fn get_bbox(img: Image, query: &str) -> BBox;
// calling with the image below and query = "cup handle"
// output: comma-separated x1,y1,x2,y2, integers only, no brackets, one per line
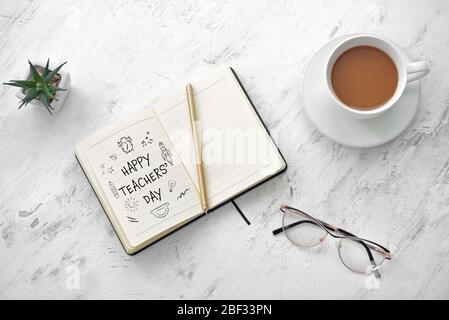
406,61,430,83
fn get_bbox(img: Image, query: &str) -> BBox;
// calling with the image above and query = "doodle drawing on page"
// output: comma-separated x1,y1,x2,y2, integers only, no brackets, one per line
109,181,120,198
151,202,169,218
168,180,176,192
124,197,139,213
127,216,139,223
118,137,134,154
159,141,173,165
141,131,153,147
177,188,190,200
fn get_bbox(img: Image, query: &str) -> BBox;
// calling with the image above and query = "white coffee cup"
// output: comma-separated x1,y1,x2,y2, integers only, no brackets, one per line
325,34,429,120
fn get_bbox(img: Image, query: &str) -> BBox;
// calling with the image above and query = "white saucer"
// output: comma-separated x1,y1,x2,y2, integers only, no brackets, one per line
302,34,421,148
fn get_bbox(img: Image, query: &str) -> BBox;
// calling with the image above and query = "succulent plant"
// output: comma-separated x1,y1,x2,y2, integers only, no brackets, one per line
3,59,67,114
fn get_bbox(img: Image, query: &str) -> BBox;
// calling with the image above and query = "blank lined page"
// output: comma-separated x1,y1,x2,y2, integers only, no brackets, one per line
153,67,285,208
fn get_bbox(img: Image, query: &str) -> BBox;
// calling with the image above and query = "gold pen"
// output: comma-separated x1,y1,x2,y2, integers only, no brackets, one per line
186,83,208,213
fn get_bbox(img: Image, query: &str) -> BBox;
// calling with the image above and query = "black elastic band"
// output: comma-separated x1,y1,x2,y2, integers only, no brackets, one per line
232,200,251,225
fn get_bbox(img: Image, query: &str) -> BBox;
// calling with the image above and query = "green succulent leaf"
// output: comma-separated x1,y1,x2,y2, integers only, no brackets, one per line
42,84,54,100
45,61,67,83
28,60,44,83
18,97,29,109
42,58,50,78
18,99,28,109
39,92,54,114
18,88,39,109
25,87,39,99
11,80,37,88
3,81,32,89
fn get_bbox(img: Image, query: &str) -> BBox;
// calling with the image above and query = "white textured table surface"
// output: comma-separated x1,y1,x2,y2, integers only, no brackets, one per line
1,0,449,299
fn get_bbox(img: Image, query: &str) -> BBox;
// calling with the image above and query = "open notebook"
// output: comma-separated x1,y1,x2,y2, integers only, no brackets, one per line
76,67,287,254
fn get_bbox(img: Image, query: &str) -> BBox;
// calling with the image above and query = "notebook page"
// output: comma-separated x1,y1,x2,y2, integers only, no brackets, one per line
75,110,202,249
153,67,285,208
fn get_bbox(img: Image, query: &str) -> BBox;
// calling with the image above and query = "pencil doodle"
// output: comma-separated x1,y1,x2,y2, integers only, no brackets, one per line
159,141,173,165
168,180,176,192
141,131,153,147
109,154,117,161
151,202,169,218
124,197,139,213
127,216,139,223
118,136,134,154
109,181,119,198
177,188,190,200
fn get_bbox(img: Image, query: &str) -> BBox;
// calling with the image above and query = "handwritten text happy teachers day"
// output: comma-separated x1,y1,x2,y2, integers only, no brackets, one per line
117,153,169,204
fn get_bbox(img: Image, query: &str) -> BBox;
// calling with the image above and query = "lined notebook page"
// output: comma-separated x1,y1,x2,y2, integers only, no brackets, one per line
153,67,285,208
75,110,202,251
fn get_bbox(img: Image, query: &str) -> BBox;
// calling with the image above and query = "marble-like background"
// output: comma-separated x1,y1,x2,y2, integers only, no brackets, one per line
1,0,449,299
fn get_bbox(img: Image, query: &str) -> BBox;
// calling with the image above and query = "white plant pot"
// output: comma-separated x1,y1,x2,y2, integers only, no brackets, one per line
16,61,71,113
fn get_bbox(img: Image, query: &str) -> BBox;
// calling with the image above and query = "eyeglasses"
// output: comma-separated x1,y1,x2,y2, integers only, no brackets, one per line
272,205,392,278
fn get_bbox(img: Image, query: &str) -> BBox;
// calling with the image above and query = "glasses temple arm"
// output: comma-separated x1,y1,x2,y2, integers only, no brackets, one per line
272,217,344,235
272,220,321,235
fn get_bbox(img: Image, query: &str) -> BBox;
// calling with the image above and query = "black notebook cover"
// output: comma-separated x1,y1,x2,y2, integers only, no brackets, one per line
76,67,288,255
